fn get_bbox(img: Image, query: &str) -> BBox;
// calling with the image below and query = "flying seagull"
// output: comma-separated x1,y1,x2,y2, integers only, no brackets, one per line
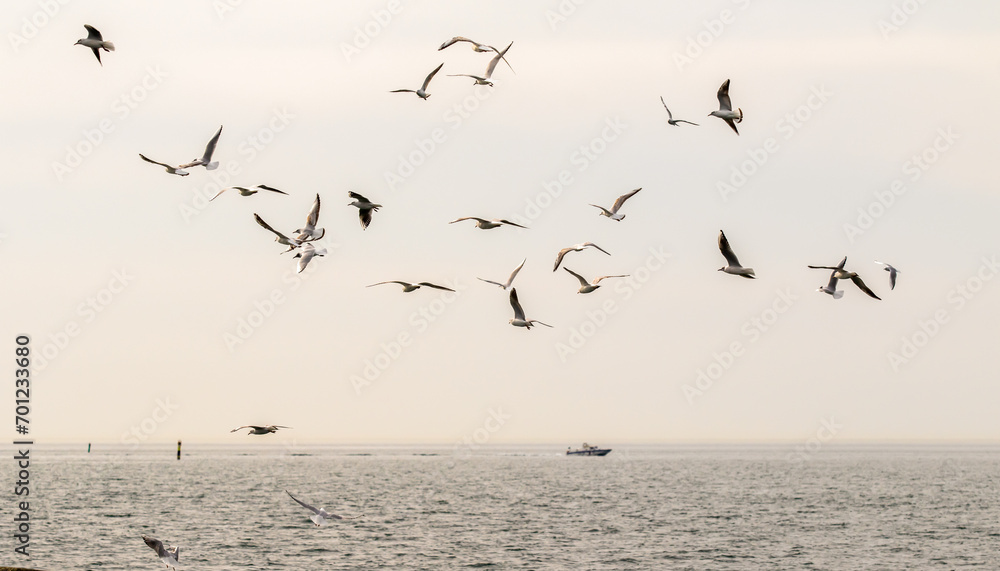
75,25,114,66
508,288,552,329
448,41,513,86
438,36,515,72
449,216,527,230
286,490,363,527
347,191,381,230
179,125,223,170
563,267,628,294
553,242,611,272
230,425,291,435
367,281,455,293
138,154,188,176
809,256,881,300
589,187,641,221
210,184,287,201
709,79,742,135
874,260,900,290
390,63,444,100
660,97,699,126
141,535,179,570
294,193,325,243
293,243,326,274
478,258,525,290
254,213,303,251
717,230,755,279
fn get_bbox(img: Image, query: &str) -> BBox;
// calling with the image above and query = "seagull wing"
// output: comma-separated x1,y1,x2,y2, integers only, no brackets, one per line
837,256,848,269
359,208,373,230
286,491,322,515
889,268,897,290
563,267,590,287
390,89,416,93
660,96,673,119
229,425,257,433
553,248,571,271
717,79,732,111
417,282,456,292
499,219,527,229
368,281,411,289
296,245,317,273
438,36,473,50
477,278,505,288
85,24,103,41
138,154,176,170
589,204,613,216
253,213,294,243
674,119,699,126
301,193,321,232
718,230,742,267
530,320,554,328
593,275,629,284
506,258,526,287
142,535,164,555
584,242,611,256
484,42,512,79
449,217,484,225
509,288,526,320
807,265,840,271
724,118,739,135
348,191,371,202
256,184,287,195
850,275,881,300
611,188,641,213
201,125,223,162
421,63,445,91
209,187,229,201
825,271,840,291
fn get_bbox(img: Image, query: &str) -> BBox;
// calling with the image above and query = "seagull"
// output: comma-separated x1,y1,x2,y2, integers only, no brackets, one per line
367,281,455,293
874,260,900,290
478,258,525,290
708,79,742,135
179,125,223,170
293,243,326,274
438,36,515,72
347,191,381,230
75,25,114,66
254,213,302,251
230,425,291,435
449,216,527,230
294,193,325,243
285,490,363,527
553,242,611,272
717,230,755,279
141,535,179,570
808,256,881,300
447,41,513,86
508,288,552,329
138,154,188,176
589,188,641,221
210,184,287,201
390,63,444,100
660,97,699,126
563,267,628,294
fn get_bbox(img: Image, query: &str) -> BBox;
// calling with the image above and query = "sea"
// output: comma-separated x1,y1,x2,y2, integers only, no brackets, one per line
2,444,998,570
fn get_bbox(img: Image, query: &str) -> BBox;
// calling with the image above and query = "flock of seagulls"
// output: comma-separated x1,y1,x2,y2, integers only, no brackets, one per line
70,23,908,567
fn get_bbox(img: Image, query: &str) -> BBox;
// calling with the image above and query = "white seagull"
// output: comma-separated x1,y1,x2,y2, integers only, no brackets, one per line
210,184,287,201
478,258,525,290
509,288,552,329
553,242,611,272
179,125,223,170
347,191,381,230
254,213,302,251
448,41,513,86
294,193,325,243
589,187,641,221
230,425,291,435
449,216,527,230
563,267,628,294
141,535,179,570
75,25,114,66
717,230,755,279
809,256,881,300
874,260,900,290
660,97,699,126
293,243,326,274
390,63,444,100
438,36,515,72
708,79,742,135
367,281,455,293
138,154,188,177
286,490,363,527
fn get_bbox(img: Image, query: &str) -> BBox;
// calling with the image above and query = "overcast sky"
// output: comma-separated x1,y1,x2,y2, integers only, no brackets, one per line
5,1,999,445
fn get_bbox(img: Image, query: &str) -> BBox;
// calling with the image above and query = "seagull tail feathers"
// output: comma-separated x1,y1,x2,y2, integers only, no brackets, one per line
205,161,219,170
736,108,743,123
104,41,115,51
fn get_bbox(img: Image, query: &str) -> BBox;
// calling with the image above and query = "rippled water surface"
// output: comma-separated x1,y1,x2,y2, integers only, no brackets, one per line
4,445,998,569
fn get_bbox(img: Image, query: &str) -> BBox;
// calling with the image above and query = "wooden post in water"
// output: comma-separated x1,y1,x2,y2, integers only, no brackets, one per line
177,440,182,460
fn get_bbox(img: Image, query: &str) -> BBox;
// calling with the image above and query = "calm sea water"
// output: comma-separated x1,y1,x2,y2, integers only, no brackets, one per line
3,445,998,570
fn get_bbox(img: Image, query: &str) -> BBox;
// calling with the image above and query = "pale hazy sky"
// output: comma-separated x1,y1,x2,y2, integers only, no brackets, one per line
5,1,999,445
